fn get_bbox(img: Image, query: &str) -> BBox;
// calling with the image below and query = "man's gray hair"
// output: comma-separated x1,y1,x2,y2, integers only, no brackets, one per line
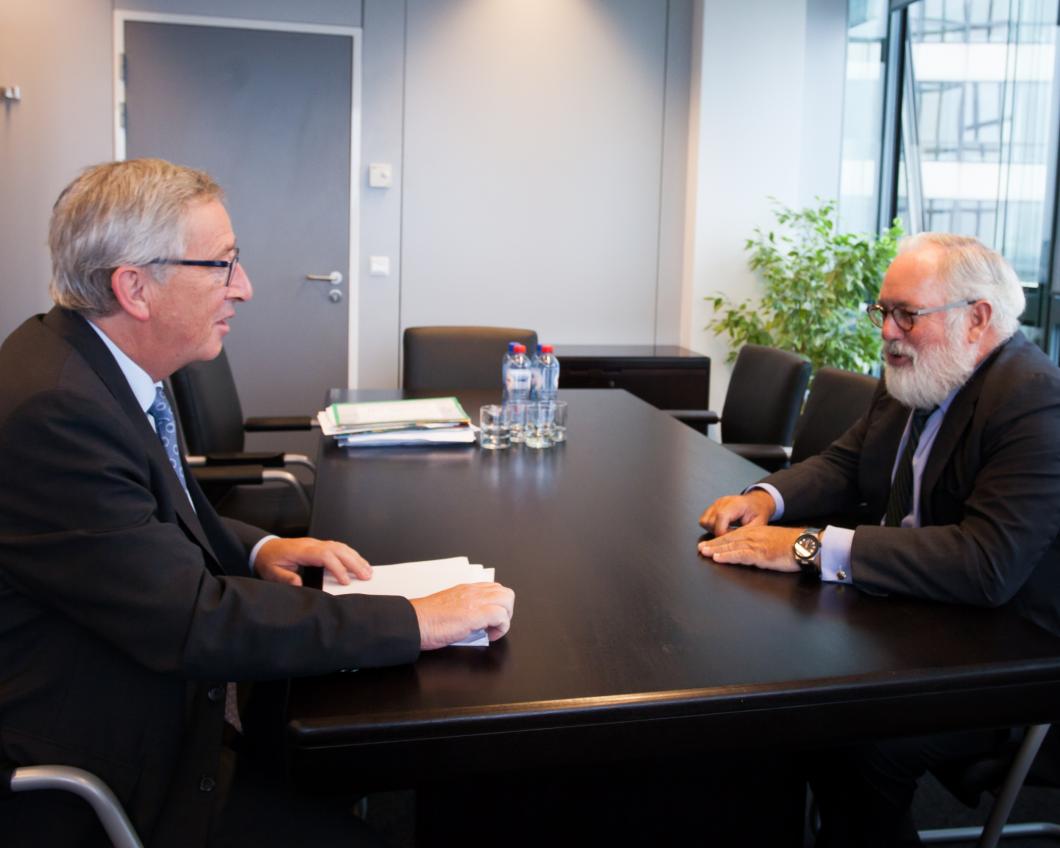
49,158,223,316
899,232,1025,340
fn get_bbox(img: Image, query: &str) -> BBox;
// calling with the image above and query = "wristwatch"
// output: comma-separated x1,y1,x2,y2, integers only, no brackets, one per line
793,527,822,578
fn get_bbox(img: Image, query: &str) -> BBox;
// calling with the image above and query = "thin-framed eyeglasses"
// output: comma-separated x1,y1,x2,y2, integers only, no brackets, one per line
865,298,975,332
146,247,240,287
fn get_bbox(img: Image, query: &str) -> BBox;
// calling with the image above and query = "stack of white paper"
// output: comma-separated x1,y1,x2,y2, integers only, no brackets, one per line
317,397,475,447
322,556,495,646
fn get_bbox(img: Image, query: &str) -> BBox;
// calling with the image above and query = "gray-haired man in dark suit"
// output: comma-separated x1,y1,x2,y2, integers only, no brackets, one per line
0,159,514,847
699,234,1060,846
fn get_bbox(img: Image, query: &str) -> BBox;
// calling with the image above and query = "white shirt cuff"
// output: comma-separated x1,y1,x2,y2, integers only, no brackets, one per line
249,534,279,575
746,483,784,520
820,526,854,584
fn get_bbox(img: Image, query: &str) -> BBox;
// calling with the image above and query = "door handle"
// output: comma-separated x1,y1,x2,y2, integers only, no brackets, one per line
305,271,343,285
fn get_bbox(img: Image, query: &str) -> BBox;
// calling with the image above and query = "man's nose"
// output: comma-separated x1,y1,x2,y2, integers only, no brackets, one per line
880,311,903,340
227,262,253,302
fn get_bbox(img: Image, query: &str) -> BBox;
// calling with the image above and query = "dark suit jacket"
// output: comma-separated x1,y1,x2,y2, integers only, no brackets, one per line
0,308,421,847
762,333,1060,636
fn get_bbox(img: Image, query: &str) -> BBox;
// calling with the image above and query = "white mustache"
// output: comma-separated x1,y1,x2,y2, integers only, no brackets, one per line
885,340,917,360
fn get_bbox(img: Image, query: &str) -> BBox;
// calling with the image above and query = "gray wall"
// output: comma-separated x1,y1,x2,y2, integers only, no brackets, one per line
2,0,845,405
0,0,114,342
2,0,693,391
120,0,361,26
359,0,693,386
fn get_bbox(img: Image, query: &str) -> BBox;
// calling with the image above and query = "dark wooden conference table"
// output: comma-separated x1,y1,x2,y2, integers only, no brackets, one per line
288,388,1060,792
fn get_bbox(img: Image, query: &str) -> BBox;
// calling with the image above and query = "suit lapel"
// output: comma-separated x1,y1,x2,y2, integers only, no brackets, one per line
41,308,222,563
919,337,1015,513
862,392,910,517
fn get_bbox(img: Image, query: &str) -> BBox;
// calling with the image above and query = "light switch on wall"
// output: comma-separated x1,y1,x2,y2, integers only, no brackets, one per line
369,256,391,276
368,163,392,188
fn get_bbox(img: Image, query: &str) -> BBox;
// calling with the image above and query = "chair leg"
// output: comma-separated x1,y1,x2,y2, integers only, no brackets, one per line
918,724,1055,848
977,724,1051,848
9,765,144,848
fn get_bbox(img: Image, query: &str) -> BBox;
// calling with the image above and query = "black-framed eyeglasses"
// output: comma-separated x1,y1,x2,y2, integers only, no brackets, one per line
865,298,975,332
146,247,240,287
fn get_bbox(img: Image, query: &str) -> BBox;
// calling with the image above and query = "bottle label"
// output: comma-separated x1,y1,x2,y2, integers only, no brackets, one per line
506,370,531,392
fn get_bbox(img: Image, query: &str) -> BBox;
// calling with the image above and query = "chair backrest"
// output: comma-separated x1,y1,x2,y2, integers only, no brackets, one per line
719,344,811,445
169,349,246,455
790,367,879,464
403,326,538,390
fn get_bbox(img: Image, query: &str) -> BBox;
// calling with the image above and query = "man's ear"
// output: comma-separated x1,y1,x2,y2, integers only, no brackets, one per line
111,265,153,322
967,299,993,343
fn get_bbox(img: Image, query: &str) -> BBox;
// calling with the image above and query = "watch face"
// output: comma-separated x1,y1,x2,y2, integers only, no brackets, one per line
794,534,820,559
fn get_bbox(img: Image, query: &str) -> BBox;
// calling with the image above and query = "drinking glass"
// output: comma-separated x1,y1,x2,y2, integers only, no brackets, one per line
479,404,510,450
504,401,527,444
525,401,555,449
551,400,568,442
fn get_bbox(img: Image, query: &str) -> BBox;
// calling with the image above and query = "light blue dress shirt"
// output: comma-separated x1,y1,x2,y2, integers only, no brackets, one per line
86,321,271,571
755,387,959,584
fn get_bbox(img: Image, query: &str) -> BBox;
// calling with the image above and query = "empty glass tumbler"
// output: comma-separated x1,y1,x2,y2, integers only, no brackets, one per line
479,404,510,450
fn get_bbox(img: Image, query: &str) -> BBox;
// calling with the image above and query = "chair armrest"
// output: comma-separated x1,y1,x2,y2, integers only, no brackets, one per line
188,451,315,477
664,409,720,426
189,464,268,485
244,415,318,432
724,443,792,464
188,451,287,468
189,466,312,514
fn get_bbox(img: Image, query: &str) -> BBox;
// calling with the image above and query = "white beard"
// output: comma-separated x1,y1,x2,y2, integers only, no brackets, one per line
883,334,979,410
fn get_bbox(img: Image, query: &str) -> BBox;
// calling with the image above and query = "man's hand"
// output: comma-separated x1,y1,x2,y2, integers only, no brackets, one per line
410,583,516,650
254,537,371,587
697,525,804,573
699,489,776,536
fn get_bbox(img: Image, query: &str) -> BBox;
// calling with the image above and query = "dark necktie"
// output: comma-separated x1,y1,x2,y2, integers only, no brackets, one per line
884,407,934,527
147,386,190,499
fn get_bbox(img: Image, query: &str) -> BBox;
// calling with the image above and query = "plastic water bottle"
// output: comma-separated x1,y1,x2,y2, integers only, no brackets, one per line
535,344,560,403
501,341,516,403
506,343,532,402
530,345,543,400
504,343,532,443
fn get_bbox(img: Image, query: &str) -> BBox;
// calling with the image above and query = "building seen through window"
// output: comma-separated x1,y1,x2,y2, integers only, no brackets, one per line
840,0,1060,359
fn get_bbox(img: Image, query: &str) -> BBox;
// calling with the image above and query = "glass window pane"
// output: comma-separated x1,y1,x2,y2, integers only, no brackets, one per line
895,0,1060,342
838,0,889,233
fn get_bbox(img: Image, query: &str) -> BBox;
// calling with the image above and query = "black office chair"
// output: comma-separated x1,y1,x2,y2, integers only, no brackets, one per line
1,765,143,848
919,724,1060,847
403,326,538,390
667,344,810,467
170,349,316,536
735,365,878,470
788,367,878,464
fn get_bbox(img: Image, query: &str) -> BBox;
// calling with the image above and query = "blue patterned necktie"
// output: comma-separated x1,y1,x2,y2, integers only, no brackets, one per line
148,386,238,725
147,386,190,499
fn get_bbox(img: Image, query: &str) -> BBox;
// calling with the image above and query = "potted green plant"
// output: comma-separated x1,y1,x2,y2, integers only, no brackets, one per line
707,199,902,374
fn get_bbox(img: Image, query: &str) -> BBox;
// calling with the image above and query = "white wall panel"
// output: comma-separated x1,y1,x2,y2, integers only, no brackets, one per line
399,0,670,346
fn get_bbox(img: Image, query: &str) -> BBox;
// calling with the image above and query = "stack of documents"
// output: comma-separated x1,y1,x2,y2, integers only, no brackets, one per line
317,397,475,447
322,556,495,646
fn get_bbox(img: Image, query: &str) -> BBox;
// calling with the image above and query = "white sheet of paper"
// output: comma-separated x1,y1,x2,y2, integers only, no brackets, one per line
322,557,495,646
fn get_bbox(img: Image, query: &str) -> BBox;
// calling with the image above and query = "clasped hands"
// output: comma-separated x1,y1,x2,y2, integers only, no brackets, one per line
697,489,803,573
254,537,515,649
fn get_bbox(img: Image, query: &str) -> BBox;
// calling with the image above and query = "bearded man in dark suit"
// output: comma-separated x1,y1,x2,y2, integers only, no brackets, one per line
698,233,1060,846
0,159,514,847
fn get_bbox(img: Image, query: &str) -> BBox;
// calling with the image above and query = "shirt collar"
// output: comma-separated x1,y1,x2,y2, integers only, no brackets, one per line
86,320,160,413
